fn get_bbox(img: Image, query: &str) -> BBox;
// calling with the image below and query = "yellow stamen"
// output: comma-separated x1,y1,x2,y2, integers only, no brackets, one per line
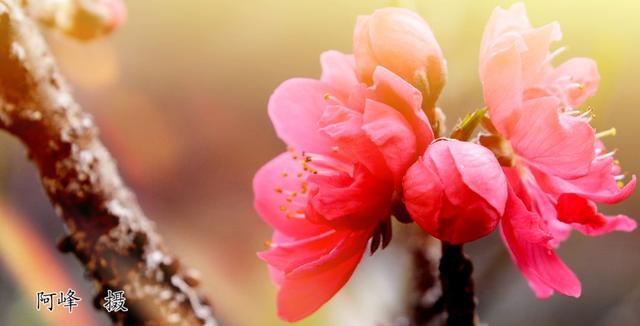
596,127,616,139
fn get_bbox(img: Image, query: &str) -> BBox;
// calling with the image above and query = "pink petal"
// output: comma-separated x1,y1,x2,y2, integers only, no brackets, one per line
480,37,524,137
268,78,338,154
320,50,359,100
253,153,328,237
362,99,417,186
520,22,562,85
262,230,370,322
447,140,508,215
276,248,363,322
511,96,595,178
549,57,599,108
306,164,393,229
367,67,434,154
480,3,531,60
318,105,390,180
402,156,444,238
532,156,636,205
405,141,503,244
501,188,581,298
556,193,637,236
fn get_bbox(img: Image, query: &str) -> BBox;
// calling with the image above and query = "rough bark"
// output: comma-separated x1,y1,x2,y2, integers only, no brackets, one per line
0,0,217,324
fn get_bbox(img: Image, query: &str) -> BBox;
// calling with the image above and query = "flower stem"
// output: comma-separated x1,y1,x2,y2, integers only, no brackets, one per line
439,242,477,326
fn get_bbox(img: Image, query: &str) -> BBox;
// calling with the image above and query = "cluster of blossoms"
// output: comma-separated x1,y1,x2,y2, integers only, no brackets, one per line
253,3,636,322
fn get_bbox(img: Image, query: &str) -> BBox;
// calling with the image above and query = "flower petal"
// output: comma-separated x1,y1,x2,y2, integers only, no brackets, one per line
320,50,359,100
319,105,390,180
306,164,393,229
501,188,581,298
362,99,417,185
556,193,637,236
549,57,599,108
447,140,508,215
265,230,370,322
254,153,328,237
268,78,338,154
402,156,444,238
511,96,595,178
367,67,434,154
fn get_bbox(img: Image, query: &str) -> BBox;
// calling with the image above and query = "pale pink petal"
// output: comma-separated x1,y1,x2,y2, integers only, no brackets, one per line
501,189,581,298
362,99,417,185
556,193,637,236
511,96,595,178
320,50,358,100
268,78,338,154
480,39,523,137
253,153,328,237
549,57,599,108
480,3,531,60
520,22,561,85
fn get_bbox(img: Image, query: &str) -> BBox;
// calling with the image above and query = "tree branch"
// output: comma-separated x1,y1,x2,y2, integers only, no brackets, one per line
0,0,217,324
439,243,477,326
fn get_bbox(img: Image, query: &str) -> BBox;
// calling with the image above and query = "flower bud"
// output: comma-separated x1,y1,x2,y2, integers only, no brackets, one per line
353,8,446,110
402,140,507,244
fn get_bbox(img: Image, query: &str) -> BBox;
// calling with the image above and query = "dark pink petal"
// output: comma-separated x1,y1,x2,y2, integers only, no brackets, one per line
362,99,417,186
367,67,434,154
261,230,370,322
320,50,359,100
306,164,393,229
402,156,444,238
447,140,507,215
511,96,595,178
253,153,328,237
501,188,581,298
531,158,636,205
319,105,390,180
405,141,504,244
556,193,637,236
258,230,344,273
276,248,363,322
268,78,338,154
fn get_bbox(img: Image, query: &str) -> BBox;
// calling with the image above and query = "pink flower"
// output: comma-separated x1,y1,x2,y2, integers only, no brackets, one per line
479,3,636,298
254,50,434,321
403,140,507,244
353,8,446,111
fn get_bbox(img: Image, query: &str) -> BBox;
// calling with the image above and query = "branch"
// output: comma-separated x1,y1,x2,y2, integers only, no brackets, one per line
407,232,446,325
0,0,217,324
439,243,477,326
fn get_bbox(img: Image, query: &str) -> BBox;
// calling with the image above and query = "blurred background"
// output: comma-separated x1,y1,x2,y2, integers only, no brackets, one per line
1,0,639,325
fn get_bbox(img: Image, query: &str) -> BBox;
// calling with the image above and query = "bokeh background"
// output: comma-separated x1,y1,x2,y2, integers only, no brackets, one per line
1,0,639,325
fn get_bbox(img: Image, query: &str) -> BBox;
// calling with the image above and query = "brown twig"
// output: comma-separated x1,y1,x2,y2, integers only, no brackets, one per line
408,233,445,325
0,0,217,324
439,243,477,326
